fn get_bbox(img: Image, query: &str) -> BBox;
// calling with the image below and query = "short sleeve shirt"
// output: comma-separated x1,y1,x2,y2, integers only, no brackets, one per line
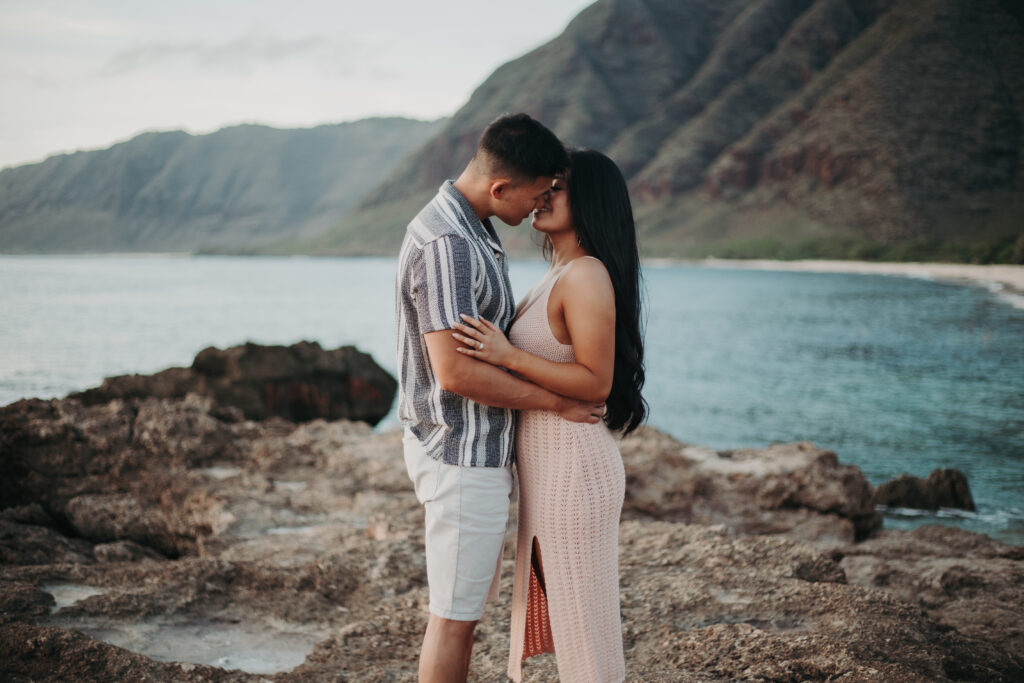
395,180,517,467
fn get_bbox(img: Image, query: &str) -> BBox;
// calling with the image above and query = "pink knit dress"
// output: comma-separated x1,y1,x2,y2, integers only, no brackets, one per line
507,258,626,682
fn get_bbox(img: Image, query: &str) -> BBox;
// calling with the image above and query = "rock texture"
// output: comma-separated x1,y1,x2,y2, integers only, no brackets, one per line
873,468,977,511
840,524,1024,659
620,428,882,544
2,393,1022,681
322,0,1024,262
70,341,397,426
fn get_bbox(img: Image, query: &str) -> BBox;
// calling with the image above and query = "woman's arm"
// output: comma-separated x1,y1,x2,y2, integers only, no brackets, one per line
423,331,604,422
453,258,615,403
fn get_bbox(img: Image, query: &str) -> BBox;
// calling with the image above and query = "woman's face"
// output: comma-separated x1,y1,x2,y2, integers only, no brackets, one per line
531,176,573,236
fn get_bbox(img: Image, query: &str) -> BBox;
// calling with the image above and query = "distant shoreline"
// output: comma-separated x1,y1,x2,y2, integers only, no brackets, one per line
5,251,1024,299
662,258,1024,299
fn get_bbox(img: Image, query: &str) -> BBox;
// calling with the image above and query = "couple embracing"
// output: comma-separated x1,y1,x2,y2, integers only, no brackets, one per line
396,113,646,682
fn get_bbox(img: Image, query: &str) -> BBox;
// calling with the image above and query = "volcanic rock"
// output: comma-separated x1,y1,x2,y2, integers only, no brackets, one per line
873,468,977,511
840,524,1024,658
620,427,882,544
69,341,396,426
1,396,1021,680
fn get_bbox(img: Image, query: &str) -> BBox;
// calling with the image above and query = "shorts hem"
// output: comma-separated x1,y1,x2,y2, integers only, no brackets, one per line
428,604,483,621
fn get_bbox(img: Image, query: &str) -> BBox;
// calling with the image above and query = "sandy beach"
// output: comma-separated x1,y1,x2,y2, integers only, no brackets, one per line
693,258,1024,302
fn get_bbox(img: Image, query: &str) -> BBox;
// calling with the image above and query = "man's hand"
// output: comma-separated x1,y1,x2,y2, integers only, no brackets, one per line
555,396,605,424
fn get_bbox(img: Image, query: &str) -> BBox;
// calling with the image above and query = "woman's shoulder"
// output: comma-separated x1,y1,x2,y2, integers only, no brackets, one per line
555,256,613,298
565,255,611,283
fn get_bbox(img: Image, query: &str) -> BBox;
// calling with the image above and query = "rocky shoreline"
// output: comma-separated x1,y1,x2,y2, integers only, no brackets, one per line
2,344,1022,681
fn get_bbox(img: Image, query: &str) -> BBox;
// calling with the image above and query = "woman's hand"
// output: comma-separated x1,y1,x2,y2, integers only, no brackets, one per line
453,314,517,368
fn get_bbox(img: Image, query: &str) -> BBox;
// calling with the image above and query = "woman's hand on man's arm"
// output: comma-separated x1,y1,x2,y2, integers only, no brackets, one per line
423,330,603,423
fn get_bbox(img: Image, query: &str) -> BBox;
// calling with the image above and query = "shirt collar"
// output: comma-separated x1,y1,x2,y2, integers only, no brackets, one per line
439,180,503,253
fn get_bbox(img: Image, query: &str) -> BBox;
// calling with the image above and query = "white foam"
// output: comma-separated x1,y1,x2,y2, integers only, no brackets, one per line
876,505,932,518
40,584,105,613
878,504,1024,536
903,271,936,282
962,278,1024,310
995,290,1024,310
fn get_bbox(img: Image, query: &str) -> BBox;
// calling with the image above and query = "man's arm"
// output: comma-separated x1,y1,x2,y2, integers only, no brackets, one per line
424,331,602,423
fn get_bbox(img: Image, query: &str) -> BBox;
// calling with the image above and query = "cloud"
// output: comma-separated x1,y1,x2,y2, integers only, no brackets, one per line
99,30,344,76
0,7,144,39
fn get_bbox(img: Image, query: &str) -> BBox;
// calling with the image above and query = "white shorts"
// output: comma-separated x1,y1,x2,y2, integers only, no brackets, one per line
403,429,513,621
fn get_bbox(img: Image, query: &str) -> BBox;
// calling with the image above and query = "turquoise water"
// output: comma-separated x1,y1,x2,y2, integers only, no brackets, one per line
1,255,1022,543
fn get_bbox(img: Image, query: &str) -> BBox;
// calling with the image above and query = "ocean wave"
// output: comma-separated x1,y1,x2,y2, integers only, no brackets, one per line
877,504,1024,526
903,271,936,282
995,290,1024,310
968,278,1024,310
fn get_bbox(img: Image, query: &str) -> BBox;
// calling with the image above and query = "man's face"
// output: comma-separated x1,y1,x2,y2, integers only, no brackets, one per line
494,176,555,226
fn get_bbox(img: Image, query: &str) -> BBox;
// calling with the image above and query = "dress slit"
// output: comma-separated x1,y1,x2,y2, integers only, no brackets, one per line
530,536,547,594
523,536,556,660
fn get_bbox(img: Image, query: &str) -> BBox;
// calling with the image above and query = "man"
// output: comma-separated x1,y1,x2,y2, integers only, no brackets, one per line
395,113,604,682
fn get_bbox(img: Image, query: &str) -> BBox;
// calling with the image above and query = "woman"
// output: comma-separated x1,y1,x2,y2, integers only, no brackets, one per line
451,148,646,682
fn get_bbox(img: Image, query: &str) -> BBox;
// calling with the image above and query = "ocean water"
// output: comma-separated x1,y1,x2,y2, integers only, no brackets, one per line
1,254,1022,543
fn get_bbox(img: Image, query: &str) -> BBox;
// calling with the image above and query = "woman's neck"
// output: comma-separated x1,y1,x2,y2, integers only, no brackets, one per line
549,231,587,268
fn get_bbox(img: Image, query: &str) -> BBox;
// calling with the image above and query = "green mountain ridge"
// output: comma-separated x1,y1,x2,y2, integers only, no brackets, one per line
0,118,443,253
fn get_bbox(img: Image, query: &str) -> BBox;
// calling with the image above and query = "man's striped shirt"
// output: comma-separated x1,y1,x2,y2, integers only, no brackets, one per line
395,180,517,468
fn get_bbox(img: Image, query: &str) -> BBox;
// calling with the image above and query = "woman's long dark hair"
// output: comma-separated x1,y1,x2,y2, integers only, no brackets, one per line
547,149,647,434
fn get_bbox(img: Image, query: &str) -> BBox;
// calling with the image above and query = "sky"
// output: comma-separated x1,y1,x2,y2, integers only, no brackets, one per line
0,0,595,169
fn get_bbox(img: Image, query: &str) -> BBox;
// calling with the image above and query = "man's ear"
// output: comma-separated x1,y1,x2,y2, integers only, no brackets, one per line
489,179,511,200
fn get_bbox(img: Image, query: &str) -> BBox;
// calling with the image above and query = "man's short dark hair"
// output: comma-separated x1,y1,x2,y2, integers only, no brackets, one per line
476,113,569,182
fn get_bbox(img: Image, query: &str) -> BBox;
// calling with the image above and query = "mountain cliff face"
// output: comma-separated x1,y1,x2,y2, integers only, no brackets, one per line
3,0,1020,260
0,118,442,253
322,0,1024,261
